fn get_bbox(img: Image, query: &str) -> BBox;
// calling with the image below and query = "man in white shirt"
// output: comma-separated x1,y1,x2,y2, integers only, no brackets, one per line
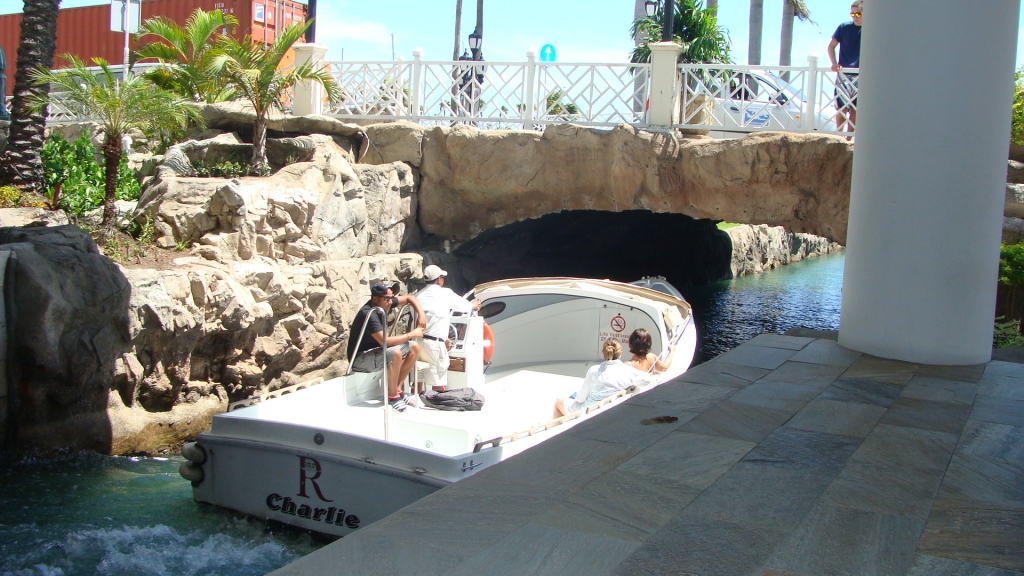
416,265,480,391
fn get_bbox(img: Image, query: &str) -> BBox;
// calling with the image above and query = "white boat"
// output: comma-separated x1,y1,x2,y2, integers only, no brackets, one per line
179,277,697,536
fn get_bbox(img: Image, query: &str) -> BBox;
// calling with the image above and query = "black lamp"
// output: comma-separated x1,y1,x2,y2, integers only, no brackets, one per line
468,32,482,51
644,0,658,17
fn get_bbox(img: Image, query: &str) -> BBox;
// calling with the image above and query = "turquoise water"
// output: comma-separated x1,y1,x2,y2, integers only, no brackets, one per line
0,452,325,576
0,252,845,575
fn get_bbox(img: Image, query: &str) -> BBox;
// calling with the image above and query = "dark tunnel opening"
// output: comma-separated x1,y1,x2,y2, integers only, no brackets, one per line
451,210,734,292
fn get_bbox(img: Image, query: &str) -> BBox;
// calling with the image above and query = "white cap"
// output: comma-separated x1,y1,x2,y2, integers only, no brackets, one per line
424,264,448,281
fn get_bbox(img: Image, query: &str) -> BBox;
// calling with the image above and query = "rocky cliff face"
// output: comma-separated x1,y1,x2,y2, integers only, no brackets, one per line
726,224,844,278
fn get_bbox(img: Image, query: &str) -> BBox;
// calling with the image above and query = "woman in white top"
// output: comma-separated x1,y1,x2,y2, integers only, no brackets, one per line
553,338,652,418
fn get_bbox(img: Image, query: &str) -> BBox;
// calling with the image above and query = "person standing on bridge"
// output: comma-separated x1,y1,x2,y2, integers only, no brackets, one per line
828,0,863,135
416,265,480,392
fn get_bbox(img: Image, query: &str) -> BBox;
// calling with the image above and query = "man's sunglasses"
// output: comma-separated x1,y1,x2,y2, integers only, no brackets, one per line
851,11,862,17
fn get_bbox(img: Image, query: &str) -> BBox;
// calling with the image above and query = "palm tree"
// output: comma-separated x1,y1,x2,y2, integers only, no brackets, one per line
0,0,61,193
134,8,239,103
453,0,463,60
748,0,763,65
779,0,812,67
27,57,201,228
214,20,342,175
630,0,731,65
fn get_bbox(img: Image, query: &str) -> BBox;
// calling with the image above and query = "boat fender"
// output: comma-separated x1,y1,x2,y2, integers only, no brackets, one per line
483,322,494,363
181,442,207,464
179,461,204,485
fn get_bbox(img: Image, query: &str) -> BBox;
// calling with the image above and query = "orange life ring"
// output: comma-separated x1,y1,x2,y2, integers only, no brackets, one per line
482,322,495,363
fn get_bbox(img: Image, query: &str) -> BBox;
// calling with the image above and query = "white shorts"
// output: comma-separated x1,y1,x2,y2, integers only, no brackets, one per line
418,338,450,389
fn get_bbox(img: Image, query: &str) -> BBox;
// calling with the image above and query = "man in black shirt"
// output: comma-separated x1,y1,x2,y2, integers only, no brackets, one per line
828,1,863,134
347,282,425,410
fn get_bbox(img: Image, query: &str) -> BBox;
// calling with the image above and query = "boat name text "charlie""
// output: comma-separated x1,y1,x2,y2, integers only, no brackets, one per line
263,456,360,529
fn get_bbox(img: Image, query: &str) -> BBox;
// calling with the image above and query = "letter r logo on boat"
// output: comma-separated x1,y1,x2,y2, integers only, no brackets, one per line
298,456,333,502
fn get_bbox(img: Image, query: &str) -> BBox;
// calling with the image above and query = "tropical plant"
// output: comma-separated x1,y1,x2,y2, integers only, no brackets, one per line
749,0,763,65
213,20,342,175
1000,242,1024,286
134,8,239,103
1012,67,1024,147
994,317,1024,348
630,0,731,65
27,57,201,228
0,0,61,193
780,0,814,68
41,133,104,214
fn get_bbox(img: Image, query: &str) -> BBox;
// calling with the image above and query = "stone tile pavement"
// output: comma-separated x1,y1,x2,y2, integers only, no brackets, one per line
270,333,1024,576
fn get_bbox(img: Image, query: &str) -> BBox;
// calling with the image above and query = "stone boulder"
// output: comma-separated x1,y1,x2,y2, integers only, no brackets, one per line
1009,160,1024,184
136,134,420,262
1007,184,1024,219
198,101,368,162
0,207,69,228
362,122,425,167
0,225,132,453
412,124,853,246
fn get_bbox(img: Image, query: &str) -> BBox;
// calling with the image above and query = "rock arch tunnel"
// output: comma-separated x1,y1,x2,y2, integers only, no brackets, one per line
446,210,734,293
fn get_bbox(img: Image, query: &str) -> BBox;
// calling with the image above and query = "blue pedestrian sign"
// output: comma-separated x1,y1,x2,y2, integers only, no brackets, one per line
540,44,557,63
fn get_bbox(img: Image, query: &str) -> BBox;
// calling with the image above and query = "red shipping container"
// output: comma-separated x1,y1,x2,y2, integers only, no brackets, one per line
1,0,307,96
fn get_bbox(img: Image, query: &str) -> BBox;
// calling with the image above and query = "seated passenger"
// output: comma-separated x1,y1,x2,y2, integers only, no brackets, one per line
553,339,652,418
626,328,675,374
347,282,425,412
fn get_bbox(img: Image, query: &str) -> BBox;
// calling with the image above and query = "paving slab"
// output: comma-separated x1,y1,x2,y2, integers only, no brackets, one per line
448,522,639,576
761,360,848,388
567,402,696,449
970,396,1024,427
626,381,735,412
934,453,1024,511
679,400,795,443
905,554,1024,575
616,430,755,490
820,376,903,408
784,397,887,438
956,420,1024,461
748,333,816,350
916,364,987,383
880,397,972,434
918,508,1024,572
728,380,822,412
477,433,641,491
843,355,920,385
978,374,1024,401
614,515,788,576
741,427,862,476
713,343,799,370
565,469,702,536
765,501,925,576
788,339,863,367
902,376,980,406
821,424,958,519
676,361,771,389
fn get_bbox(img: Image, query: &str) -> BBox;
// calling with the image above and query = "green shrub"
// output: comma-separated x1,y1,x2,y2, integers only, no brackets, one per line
1013,67,1024,147
994,317,1024,348
999,243,1024,287
41,133,142,215
193,159,248,179
41,134,104,215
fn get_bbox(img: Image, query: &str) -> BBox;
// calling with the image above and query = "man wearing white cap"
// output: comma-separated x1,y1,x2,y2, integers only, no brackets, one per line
417,264,481,391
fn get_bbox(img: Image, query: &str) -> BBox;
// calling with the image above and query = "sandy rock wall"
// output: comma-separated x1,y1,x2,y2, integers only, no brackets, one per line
362,123,854,245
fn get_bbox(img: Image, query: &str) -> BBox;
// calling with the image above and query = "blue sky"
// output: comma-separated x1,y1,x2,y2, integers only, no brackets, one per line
1,0,1023,68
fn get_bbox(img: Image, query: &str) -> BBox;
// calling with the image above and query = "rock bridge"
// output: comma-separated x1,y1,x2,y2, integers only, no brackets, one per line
363,122,854,246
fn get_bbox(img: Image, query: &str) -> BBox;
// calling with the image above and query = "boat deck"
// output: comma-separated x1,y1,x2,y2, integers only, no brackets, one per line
269,332,1024,576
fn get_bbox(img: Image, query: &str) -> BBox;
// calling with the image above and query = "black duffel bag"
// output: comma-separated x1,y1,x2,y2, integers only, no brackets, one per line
419,388,485,411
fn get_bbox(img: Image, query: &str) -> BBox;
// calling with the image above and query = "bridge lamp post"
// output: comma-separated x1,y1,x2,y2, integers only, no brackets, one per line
466,31,485,119
645,0,675,42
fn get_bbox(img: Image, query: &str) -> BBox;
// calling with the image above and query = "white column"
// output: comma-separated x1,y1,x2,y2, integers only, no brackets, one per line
647,42,682,128
291,43,329,116
838,0,1020,365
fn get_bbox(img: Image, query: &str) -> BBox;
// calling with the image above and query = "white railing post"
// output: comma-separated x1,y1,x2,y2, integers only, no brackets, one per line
411,48,423,123
524,50,537,129
805,54,819,132
291,43,329,116
648,42,683,128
